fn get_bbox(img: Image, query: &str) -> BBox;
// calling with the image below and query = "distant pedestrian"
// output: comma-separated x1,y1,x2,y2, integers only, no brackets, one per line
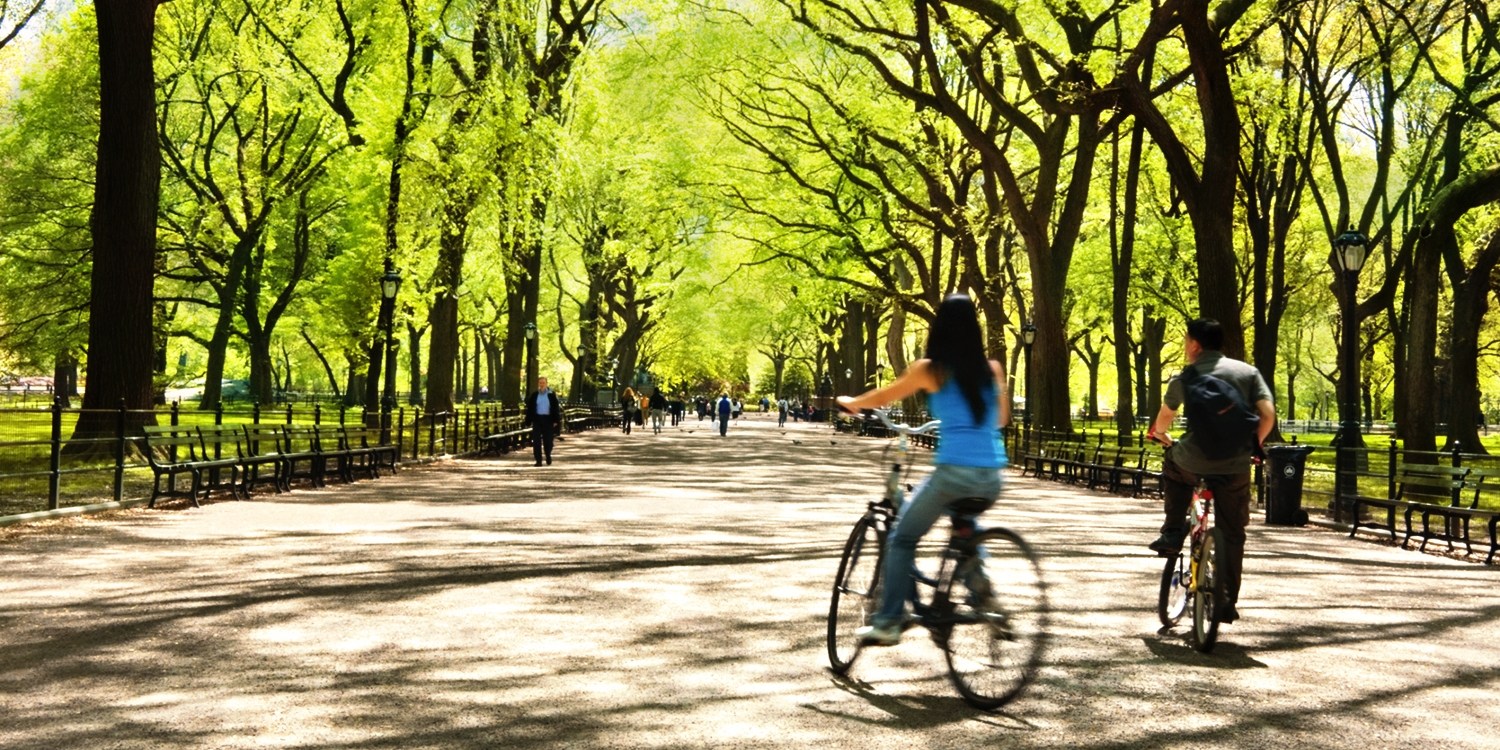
524,376,561,466
777,396,788,427
650,389,667,434
620,387,638,434
717,394,732,436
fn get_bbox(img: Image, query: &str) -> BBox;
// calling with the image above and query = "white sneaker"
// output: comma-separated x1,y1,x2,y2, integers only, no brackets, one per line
856,623,902,646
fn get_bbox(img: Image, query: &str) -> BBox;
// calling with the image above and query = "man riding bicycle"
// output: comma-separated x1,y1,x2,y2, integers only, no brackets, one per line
1147,318,1276,624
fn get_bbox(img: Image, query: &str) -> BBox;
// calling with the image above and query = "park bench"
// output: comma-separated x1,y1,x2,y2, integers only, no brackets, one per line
480,414,532,456
1045,441,1091,483
1085,444,1132,492
340,423,398,477
292,425,360,485
1401,466,1500,555
271,425,328,489
199,424,283,496
313,424,391,482
142,424,243,507
240,424,297,492
1349,464,1473,545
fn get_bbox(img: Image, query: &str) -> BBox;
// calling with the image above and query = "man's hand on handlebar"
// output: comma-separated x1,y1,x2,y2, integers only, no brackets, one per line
836,395,860,414
1146,430,1173,447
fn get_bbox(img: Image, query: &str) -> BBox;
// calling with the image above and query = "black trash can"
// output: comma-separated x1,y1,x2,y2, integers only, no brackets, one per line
1265,444,1315,526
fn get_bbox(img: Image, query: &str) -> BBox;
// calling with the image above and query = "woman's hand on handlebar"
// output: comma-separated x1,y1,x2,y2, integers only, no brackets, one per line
836,395,860,414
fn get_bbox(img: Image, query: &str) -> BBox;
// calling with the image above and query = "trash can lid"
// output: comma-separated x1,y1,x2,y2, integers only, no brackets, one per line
1265,443,1315,455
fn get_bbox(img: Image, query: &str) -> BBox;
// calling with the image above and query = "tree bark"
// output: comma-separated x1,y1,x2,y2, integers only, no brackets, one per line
73,0,162,446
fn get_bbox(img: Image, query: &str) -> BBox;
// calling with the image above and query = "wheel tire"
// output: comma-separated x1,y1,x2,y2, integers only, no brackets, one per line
828,516,883,674
943,528,1049,710
1191,528,1225,653
1158,552,1189,628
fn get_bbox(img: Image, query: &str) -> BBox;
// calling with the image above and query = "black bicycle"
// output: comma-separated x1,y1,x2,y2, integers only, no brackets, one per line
827,410,1048,709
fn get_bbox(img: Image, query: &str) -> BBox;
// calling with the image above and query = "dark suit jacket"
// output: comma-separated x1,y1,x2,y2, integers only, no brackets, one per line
525,390,562,428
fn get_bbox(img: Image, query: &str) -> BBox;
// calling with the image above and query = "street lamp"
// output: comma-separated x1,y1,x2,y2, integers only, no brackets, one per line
524,322,538,401
1022,322,1037,456
876,362,887,388
1332,227,1368,523
379,268,402,443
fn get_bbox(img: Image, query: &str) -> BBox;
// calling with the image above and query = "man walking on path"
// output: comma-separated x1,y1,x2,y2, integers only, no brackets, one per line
650,389,667,434
524,376,561,466
1147,318,1276,624
717,394,732,436
777,396,788,427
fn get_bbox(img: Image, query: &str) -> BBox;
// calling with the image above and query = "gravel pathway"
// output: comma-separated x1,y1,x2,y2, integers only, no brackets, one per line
2,414,1498,749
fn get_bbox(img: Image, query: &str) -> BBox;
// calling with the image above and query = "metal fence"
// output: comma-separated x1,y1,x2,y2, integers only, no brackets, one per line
1007,427,1500,521
0,399,616,524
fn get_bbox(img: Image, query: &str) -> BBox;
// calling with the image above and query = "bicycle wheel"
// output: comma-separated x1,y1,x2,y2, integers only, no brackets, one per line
1157,552,1189,627
1191,527,1226,652
943,528,1048,710
827,515,884,674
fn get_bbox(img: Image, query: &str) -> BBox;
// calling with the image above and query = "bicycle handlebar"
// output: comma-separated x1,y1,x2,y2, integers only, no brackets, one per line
872,408,941,436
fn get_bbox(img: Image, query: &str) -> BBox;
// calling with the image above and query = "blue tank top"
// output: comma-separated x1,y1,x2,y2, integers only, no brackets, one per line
930,375,1006,468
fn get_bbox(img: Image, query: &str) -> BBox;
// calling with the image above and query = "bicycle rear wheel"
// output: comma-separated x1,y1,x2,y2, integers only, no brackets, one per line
1157,552,1188,627
1191,528,1226,652
827,515,884,674
943,528,1048,710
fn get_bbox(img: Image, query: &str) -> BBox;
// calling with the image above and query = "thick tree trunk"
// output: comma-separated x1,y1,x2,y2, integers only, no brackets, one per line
73,0,161,446
1445,228,1500,454
1401,234,1441,453
424,210,469,414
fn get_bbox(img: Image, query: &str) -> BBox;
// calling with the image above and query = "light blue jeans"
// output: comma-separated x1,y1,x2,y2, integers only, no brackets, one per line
872,463,1003,629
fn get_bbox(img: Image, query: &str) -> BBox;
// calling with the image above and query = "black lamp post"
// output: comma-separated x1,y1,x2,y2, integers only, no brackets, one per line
379,268,401,444
876,362,887,388
524,322,538,400
1332,227,1368,523
1022,322,1037,455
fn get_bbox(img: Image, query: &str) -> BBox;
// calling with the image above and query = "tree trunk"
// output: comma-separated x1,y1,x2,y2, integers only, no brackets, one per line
424,214,468,414
407,321,425,406
1112,120,1145,441
1401,233,1441,453
1444,223,1500,454
73,0,162,447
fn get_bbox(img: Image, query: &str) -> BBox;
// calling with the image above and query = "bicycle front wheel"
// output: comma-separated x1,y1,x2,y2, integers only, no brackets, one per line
1158,552,1188,628
1191,528,1226,652
827,515,884,674
943,527,1049,710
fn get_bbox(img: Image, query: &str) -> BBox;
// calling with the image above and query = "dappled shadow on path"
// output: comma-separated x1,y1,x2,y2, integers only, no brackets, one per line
3,415,1500,748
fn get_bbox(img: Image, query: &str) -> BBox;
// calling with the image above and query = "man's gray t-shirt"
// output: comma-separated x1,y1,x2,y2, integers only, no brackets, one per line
1164,351,1273,475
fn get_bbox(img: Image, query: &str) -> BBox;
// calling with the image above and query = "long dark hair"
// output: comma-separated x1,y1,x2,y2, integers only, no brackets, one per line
925,294,992,424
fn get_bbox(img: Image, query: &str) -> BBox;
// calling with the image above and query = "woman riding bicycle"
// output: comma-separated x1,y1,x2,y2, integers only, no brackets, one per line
836,294,1010,646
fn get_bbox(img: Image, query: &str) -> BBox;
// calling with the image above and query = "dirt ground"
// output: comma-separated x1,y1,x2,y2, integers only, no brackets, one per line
2,414,1499,749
